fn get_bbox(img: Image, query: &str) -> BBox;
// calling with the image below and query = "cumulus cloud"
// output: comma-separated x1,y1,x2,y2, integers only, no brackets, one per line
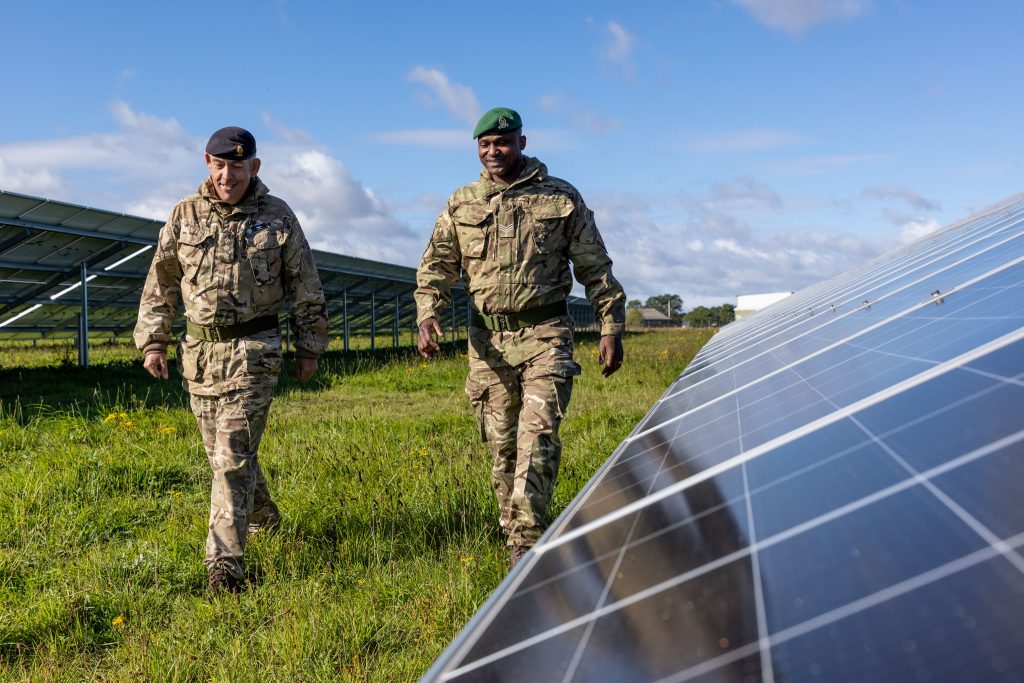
688,128,806,153
0,157,67,196
605,21,635,62
586,186,888,308
734,0,872,35
407,66,481,125
899,217,941,245
862,184,940,211
0,101,418,264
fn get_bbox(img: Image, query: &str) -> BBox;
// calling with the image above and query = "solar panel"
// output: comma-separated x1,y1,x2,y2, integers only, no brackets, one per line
421,191,1024,682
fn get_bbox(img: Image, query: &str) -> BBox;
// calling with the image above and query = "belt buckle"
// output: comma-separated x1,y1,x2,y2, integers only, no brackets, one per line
496,315,508,332
209,326,225,342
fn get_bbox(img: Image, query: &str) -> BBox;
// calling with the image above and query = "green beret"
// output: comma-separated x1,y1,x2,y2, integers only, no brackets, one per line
206,126,256,160
472,107,522,139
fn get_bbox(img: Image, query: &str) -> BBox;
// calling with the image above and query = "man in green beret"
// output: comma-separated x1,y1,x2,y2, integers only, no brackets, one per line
135,126,328,594
415,107,626,569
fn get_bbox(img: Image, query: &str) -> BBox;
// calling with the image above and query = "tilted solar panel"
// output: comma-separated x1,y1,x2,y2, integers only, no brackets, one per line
422,191,1024,682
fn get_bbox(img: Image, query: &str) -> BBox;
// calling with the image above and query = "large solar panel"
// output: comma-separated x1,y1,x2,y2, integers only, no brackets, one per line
422,191,1024,682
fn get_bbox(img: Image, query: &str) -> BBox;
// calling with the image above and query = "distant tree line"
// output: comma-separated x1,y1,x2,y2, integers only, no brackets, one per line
626,294,735,328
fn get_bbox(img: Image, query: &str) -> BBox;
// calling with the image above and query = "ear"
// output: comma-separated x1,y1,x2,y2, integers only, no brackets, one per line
518,134,527,152
204,152,215,172
250,157,262,176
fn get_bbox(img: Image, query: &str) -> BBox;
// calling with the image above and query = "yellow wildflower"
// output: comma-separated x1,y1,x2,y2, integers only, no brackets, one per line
420,362,429,369
460,556,474,564
157,426,176,434
112,615,125,629
418,447,428,458
103,413,118,423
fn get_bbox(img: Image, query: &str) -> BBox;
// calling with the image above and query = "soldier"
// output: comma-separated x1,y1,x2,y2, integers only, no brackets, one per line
134,126,328,594
415,107,626,569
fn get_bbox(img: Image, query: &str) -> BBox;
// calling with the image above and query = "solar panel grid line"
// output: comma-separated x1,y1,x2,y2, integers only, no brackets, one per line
656,532,1024,683
693,203,1024,367
438,423,1024,681
640,231,1024,432
846,413,1024,576
539,324,1024,557
779,344,1024,576
0,215,157,245
659,214,1019,393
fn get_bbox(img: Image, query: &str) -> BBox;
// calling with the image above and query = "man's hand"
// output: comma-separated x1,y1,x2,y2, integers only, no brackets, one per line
598,335,624,377
143,351,169,379
293,357,318,383
418,317,444,359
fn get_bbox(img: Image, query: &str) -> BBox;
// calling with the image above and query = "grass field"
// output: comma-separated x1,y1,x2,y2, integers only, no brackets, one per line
0,328,713,682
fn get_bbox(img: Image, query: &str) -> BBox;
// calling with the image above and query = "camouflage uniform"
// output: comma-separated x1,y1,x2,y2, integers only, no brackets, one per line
134,177,327,578
415,156,625,547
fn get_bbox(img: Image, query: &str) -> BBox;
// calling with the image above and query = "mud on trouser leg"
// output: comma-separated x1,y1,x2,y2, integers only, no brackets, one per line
507,359,578,547
191,389,273,578
466,368,521,537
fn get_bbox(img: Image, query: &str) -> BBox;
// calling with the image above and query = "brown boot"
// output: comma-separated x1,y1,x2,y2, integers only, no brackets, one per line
207,561,243,597
509,544,531,569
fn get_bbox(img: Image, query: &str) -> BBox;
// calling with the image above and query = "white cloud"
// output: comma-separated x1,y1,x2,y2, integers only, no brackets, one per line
0,157,67,196
0,101,418,265
734,0,872,35
862,184,940,211
587,188,887,307
407,67,481,125
689,128,806,153
899,217,941,245
709,176,783,210
605,21,635,62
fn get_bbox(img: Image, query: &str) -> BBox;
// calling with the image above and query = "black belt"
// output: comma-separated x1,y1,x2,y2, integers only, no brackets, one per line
471,301,568,332
186,315,279,342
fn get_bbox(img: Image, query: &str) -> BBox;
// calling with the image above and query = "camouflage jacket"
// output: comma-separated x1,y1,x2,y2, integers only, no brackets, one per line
133,178,328,358
415,156,626,337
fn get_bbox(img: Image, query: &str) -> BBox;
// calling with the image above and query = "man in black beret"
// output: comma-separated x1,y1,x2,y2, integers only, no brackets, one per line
135,126,328,595
415,107,626,569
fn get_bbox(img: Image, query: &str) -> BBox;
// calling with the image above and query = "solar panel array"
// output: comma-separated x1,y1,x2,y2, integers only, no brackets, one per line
0,189,597,348
422,191,1024,682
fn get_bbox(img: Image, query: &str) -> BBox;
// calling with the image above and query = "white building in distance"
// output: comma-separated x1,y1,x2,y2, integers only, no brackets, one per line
735,291,794,320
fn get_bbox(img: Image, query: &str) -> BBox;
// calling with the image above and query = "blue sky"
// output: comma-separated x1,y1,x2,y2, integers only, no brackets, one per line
1,0,1021,307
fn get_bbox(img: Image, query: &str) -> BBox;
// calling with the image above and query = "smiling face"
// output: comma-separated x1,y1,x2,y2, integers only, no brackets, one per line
204,154,261,204
477,131,526,184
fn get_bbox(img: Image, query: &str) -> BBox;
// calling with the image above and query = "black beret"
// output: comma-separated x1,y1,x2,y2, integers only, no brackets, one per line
206,126,257,160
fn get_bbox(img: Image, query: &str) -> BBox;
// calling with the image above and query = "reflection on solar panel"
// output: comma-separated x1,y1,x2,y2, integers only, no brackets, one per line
0,189,597,361
422,191,1024,682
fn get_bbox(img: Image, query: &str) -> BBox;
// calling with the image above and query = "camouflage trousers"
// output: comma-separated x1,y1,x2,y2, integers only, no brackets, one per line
465,345,580,547
189,389,277,578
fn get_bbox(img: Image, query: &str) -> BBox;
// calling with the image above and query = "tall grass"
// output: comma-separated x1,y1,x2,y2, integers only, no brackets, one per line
0,328,712,682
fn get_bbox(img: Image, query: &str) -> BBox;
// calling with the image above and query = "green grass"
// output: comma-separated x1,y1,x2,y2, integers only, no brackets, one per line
0,328,713,682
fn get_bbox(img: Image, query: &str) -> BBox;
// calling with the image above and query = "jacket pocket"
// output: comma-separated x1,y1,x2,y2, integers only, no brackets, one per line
245,222,289,286
452,201,491,261
526,195,574,255
177,222,214,285
177,335,205,383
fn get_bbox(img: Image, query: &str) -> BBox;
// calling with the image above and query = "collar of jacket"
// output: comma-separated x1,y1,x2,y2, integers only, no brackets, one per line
478,156,547,195
198,177,269,215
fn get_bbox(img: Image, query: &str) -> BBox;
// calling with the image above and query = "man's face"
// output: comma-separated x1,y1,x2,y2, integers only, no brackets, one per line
204,154,261,204
477,131,526,182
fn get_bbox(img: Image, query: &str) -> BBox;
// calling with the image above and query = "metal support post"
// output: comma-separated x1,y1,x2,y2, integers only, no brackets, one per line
79,262,90,368
393,295,399,348
370,290,376,350
343,289,350,352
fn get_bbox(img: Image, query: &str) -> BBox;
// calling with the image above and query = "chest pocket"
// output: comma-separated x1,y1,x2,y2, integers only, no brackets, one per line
526,196,574,254
245,223,289,286
177,222,214,284
451,202,491,261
